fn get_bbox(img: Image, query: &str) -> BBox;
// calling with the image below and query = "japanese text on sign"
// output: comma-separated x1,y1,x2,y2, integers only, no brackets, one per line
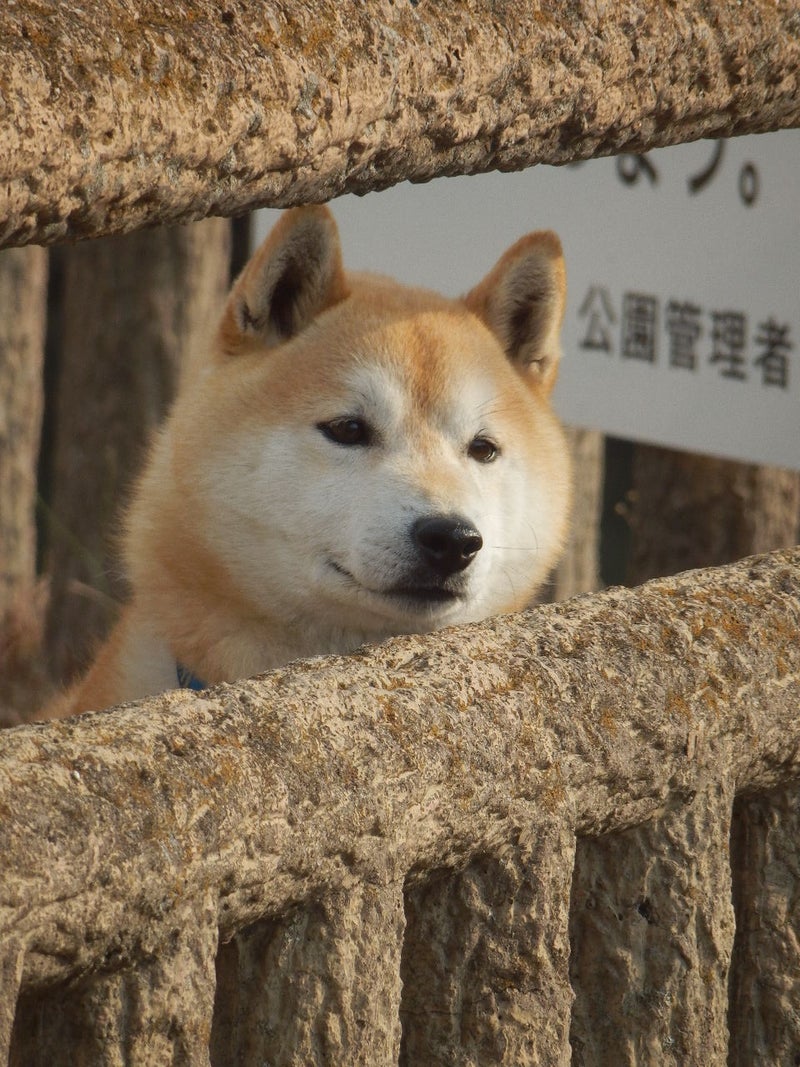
578,286,792,390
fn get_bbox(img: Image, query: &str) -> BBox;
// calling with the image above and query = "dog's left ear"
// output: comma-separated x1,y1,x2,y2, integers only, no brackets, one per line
464,231,566,393
219,205,349,355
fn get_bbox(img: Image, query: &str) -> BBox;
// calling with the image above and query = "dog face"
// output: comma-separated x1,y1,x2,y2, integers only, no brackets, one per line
128,207,572,658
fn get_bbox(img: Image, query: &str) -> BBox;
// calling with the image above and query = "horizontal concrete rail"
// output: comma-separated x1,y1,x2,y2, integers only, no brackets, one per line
2,549,799,1063
2,1,800,248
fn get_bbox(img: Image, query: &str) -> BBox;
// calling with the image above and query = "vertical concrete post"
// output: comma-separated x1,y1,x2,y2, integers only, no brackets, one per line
401,821,576,1066
10,896,218,1067
212,881,405,1066
570,780,736,1065
729,785,800,1065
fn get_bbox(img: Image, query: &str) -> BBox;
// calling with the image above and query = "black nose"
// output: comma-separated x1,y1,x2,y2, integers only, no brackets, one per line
412,516,483,576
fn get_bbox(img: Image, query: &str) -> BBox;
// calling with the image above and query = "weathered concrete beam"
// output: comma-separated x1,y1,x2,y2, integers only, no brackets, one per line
1,549,798,998
2,1,799,249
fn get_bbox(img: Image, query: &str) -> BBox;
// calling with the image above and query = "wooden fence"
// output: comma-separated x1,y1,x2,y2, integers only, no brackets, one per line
2,2,800,1064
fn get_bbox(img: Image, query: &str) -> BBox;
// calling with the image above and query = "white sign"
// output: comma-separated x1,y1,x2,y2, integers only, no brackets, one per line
256,131,800,471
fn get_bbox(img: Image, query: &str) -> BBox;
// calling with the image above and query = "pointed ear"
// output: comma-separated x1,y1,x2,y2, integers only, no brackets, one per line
464,231,566,393
218,206,348,355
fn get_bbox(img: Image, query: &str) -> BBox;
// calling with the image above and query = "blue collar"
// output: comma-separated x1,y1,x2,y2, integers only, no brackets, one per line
176,663,207,692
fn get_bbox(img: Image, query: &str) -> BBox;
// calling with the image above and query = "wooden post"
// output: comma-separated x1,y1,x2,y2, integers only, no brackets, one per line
626,446,800,584
0,246,48,724
43,219,231,686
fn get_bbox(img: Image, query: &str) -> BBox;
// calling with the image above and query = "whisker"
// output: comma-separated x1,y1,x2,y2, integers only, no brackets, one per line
490,520,541,555
498,560,521,605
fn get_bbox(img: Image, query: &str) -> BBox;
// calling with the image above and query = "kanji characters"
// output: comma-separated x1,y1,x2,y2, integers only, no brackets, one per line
578,286,616,353
622,294,658,363
665,301,702,370
576,286,792,391
709,311,747,381
754,318,792,388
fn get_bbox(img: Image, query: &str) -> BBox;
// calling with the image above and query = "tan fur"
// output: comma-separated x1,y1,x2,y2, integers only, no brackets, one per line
42,206,572,719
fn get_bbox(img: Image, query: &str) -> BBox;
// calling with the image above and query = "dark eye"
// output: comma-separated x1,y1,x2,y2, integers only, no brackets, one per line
468,435,500,463
317,417,372,447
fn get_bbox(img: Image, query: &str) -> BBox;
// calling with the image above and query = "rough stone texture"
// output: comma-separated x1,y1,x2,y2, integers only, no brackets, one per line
11,893,218,1067
212,882,404,1065
0,942,25,1066
1,1,799,249
401,820,575,1066
729,785,800,1067
570,781,736,1065
2,549,799,1064
42,218,231,686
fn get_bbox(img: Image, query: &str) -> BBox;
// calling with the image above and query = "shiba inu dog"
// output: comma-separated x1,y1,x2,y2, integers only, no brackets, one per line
45,206,572,718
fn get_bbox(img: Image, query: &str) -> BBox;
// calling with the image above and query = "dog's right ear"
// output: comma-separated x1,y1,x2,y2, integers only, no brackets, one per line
218,206,349,355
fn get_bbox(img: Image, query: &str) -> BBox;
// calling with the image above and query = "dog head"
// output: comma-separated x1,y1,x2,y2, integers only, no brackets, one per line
130,207,572,656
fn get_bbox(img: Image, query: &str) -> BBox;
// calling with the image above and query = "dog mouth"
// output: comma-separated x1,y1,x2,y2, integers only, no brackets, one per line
328,561,463,609
386,584,460,605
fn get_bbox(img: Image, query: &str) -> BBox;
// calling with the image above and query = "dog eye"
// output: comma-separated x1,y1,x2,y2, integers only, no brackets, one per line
317,417,373,446
468,435,499,463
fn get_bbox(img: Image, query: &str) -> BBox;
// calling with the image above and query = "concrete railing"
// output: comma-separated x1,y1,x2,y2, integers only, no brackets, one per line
2,0,800,248
3,549,799,1064
3,3,800,1063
